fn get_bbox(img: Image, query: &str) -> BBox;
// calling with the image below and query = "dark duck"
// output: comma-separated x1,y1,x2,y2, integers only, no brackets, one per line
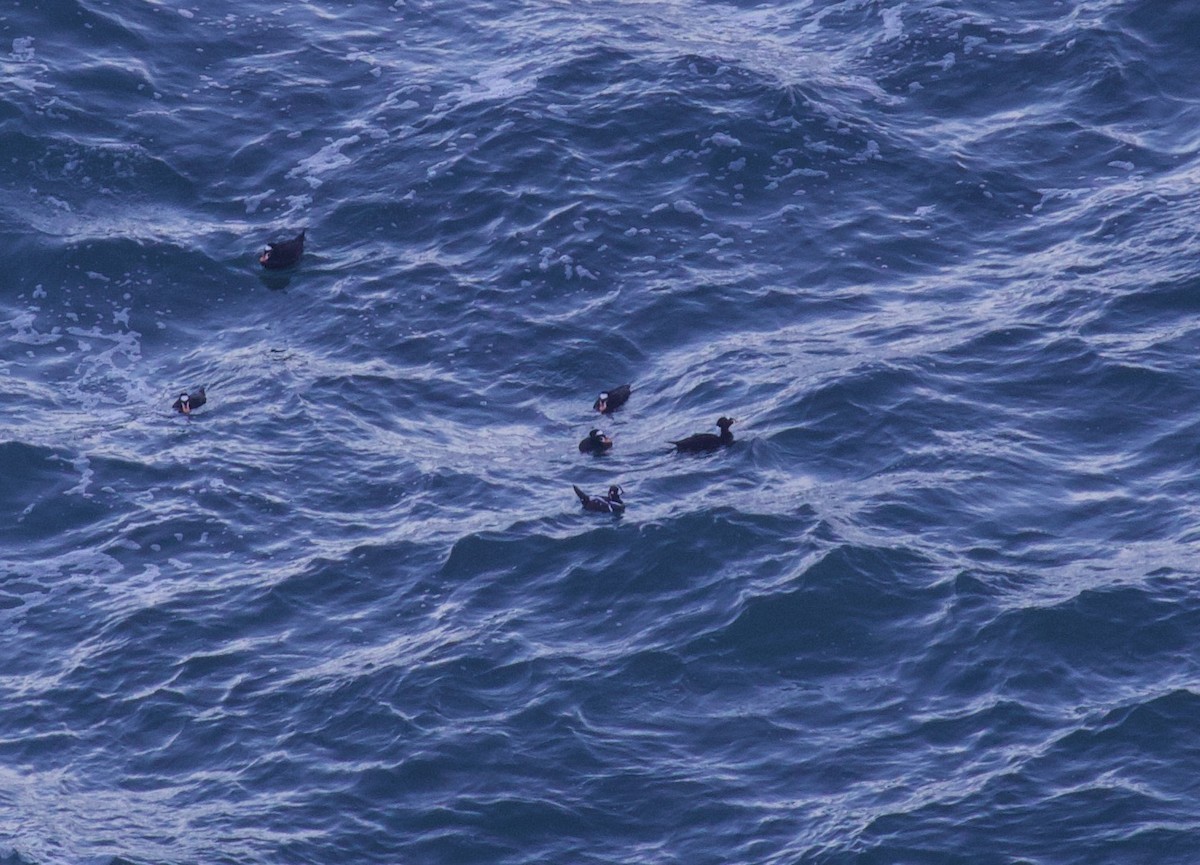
593,383,631,414
259,229,305,270
172,387,207,415
670,416,735,452
579,428,614,454
573,484,625,515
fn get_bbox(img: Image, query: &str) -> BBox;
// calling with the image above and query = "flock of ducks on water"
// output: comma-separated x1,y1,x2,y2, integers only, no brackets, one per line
573,386,736,514
173,230,737,517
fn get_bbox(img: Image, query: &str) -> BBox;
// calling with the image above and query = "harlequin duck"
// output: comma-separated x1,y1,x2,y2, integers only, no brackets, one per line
579,428,613,454
172,387,207,415
670,416,735,452
593,383,631,414
573,484,625,515
259,229,305,270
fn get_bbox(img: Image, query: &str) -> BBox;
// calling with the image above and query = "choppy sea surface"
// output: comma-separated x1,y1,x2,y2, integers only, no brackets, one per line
4,1,1200,862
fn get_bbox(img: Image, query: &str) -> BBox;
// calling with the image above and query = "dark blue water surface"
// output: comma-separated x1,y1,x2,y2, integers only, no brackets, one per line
4,1,1200,862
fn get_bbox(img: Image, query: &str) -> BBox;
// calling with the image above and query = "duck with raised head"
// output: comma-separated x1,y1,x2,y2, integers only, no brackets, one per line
670,416,735,452
579,428,614,454
259,229,305,270
172,387,207,415
573,484,625,515
593,383,631,414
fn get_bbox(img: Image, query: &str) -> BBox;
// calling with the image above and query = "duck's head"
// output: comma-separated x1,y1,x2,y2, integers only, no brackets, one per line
177,393,191,414
594,391,610,412
259,246,286,267
717,416,736,430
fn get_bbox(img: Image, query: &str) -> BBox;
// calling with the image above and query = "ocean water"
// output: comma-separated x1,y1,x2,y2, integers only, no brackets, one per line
3,0,1200,862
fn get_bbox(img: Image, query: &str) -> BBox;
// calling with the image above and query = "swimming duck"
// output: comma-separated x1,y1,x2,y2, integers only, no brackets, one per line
259,229,305,270
172,387,207,415
593,383,632,414
573,484,625,515
670,416,735,452
579,428,614,454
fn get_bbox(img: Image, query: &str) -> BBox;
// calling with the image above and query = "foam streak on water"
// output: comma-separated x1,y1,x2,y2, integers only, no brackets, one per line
4,1,1200,863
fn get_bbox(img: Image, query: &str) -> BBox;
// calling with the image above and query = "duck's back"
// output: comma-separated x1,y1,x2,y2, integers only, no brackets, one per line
671,432,720,452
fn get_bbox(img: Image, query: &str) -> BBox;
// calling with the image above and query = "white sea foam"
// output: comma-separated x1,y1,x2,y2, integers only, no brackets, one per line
287,135,361,188
11,36,34,62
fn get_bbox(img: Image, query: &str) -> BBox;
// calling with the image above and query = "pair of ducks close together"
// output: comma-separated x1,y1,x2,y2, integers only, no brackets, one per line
171,230,308,414
574,383,737,515
171,231,307,412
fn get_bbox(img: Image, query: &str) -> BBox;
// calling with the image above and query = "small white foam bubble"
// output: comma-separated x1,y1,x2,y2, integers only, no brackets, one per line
64,454,94,497
880,7,903,41
10,310,60,345
11,37,34,62
244,188,275,214
287,135,361,188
